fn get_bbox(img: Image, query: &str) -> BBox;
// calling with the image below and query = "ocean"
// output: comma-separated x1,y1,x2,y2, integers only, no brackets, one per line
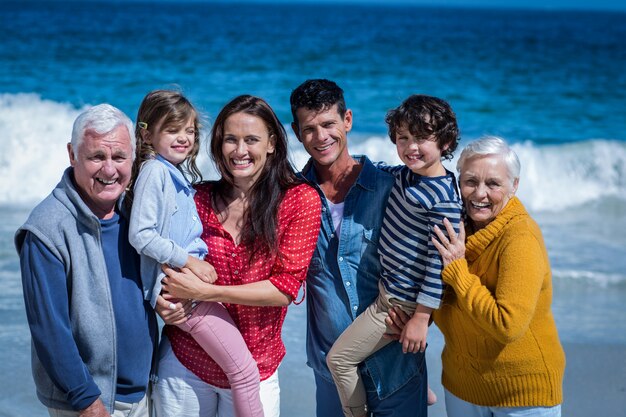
1,1,625,416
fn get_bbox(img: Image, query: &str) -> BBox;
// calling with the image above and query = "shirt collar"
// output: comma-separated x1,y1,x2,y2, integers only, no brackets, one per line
155,155,193,191
301,154,378,192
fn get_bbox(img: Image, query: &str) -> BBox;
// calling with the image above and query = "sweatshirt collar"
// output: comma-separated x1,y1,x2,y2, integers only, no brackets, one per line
465,196,527,261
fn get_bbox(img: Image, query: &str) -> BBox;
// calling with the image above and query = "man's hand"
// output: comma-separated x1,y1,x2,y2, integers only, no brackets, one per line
384,306,411,340
78,399,110,417
154,295,194,325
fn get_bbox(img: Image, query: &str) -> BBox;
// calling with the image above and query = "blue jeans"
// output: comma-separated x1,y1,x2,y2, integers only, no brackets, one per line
314,367,427,417
444,389,561,417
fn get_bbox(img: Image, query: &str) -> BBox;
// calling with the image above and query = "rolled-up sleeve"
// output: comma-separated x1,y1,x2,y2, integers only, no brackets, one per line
269,186,321,301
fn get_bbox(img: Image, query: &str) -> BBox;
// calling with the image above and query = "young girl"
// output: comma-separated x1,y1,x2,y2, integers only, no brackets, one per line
326,95,463,417
127,90,264,417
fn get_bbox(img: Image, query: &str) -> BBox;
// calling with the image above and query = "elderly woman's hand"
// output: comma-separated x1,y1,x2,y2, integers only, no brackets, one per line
432,218,466,267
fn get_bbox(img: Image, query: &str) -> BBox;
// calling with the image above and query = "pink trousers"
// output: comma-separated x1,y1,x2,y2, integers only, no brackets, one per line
177,301,263,417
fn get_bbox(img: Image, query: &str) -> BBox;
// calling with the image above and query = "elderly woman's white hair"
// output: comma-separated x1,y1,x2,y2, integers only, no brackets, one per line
457,136,520,185
70,103,136,159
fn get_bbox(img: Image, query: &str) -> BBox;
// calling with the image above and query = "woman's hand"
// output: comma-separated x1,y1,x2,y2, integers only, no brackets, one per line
161,265,217,301
432,218,466,267
154,295,194,325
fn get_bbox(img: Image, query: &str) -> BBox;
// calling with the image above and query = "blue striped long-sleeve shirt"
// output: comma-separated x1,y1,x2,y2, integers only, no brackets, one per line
376,163,462,308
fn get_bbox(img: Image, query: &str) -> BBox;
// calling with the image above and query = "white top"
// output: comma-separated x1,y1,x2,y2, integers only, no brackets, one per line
327,199,345,236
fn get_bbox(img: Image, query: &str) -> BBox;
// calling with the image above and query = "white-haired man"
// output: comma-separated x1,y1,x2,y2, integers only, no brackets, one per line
16,104,161,417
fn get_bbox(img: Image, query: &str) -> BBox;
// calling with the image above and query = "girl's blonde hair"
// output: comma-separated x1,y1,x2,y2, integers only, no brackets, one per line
125,89,203,210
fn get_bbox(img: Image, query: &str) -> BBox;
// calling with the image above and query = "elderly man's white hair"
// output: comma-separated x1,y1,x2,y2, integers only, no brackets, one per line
70,103,136,159
457,135,521,185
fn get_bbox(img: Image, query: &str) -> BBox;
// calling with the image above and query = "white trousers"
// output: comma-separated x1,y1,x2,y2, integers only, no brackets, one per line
153,338,280,417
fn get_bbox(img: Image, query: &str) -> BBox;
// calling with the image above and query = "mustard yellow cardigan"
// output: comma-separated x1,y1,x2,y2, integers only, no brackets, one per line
433,197,565,407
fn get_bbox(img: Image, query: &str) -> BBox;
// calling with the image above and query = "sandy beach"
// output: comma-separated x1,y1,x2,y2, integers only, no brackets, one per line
275,305,626,417
419,333,626,417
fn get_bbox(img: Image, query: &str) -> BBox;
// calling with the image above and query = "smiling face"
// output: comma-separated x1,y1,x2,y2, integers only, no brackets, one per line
68,124,133,219
293,104,352,169
394,124,446,177
460,155,519,230
221,112,275,189
144,115,196,166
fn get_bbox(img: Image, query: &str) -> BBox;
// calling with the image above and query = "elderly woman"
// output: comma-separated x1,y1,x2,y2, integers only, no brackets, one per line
153,95,321,417
429,136,565,417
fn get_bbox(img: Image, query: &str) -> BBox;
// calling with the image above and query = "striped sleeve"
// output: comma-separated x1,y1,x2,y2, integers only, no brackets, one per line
417,198,462,308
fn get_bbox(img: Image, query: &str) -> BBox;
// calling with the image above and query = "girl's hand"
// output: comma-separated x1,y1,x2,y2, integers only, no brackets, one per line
432,218,466,267
161,265,216,301
185,256,218,283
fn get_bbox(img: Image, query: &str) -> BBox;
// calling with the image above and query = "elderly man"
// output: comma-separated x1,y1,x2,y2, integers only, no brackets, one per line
290,79,428,417
15,104,158,417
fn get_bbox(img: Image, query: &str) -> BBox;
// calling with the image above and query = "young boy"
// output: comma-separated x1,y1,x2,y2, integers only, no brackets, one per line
326,94,462,417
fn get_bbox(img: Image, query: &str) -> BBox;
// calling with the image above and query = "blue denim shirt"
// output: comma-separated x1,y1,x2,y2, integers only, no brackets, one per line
302,155,424,400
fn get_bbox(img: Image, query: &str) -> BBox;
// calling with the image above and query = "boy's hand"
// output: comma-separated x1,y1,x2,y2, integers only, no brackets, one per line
186,256,218,283
400,309,431,353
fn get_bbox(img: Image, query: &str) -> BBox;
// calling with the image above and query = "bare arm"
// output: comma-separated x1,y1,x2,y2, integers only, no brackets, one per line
161,266,292,307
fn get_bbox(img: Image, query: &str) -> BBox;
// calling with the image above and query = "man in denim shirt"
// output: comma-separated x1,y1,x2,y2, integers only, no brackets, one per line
290,79,427,417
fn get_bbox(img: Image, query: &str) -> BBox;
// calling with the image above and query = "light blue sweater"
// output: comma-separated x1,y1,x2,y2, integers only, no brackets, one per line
129,156,208,307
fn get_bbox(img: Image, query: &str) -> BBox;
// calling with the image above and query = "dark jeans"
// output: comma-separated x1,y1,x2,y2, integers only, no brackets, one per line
314,366,427,417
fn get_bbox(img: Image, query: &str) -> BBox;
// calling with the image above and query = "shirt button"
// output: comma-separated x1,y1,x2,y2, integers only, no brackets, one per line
233,270,239,275
353,305,358,311
192,215,198,221
330,233,335,238
338,257,344,262
322,207,327,212
345,281,351,286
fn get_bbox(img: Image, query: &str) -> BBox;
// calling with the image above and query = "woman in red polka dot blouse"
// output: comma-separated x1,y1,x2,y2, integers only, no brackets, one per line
155,95,321,417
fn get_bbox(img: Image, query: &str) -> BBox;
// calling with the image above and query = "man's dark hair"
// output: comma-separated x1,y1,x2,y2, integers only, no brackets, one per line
385,94,460,161
290,79,347,127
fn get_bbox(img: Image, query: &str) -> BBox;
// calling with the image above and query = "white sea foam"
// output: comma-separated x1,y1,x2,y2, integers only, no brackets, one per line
0,94,215,206
0,94,83,206
552,269,626,287
289,133,626,213
2,94,626,213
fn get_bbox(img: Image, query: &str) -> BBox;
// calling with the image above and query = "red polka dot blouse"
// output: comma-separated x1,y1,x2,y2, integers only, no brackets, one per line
165,182,321,387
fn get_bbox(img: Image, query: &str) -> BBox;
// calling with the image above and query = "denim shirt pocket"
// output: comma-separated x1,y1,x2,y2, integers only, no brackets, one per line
360,228,374,255
358,228,380,278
